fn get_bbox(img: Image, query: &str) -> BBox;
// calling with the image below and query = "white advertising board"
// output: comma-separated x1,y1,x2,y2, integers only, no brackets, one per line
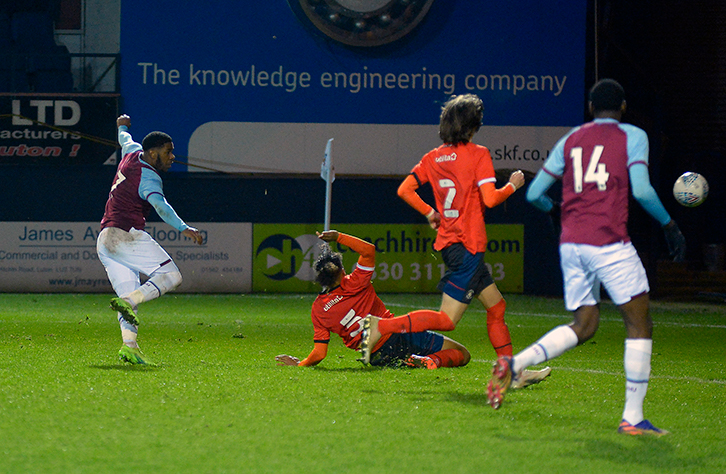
0,222,252,293
188,123,571,175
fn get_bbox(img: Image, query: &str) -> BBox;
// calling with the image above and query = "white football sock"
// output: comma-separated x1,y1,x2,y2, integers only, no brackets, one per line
512,325,578,373
622,338,652,425
126,284,157,307
118,314,138,348
126,271,182,306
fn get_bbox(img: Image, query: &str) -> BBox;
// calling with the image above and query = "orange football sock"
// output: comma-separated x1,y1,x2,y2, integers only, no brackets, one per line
378,310,455,335
429,349,466,368
487,299,513,357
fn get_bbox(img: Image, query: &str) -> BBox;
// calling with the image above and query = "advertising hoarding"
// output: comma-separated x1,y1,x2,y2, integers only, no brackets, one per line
253,223,523,293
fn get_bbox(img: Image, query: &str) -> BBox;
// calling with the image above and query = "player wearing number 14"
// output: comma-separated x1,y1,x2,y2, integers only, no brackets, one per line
487,79,686,436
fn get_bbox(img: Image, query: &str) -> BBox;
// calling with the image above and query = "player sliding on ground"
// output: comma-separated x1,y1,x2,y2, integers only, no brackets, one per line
486,79,686,436
97,114,204,365
365,93,549,389
275,230,470,369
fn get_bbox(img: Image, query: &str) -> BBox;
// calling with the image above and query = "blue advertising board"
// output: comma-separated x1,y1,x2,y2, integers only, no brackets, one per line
120,1,586,174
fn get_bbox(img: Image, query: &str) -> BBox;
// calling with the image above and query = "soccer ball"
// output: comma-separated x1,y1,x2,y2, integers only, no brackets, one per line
673,172,709,207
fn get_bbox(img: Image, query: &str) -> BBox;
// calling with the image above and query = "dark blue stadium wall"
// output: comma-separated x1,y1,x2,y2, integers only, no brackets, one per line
0,166,563,296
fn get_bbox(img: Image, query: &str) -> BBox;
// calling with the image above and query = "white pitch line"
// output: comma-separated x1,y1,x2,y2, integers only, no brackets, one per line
652,321,726,329
384,303,726,329
509,312,726,329
471,361,726,385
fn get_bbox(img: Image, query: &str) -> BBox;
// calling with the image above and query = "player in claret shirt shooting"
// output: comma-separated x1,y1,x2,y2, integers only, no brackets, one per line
96,114,204,366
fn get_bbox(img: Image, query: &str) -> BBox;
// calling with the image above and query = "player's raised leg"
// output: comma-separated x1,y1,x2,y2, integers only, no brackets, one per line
487,321,580,408
377,309,455,335
358,316,377,365
360,312,456,365
122,265,182,309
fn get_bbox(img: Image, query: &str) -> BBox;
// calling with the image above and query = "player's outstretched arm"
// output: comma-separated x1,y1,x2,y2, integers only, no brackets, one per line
318,230,375,267
316,230,339,242
276,342,329,366
480,169,523,208
629,164,670,226
144,193,204,245
275,354,301,366
318,230,374,258
335,232,375,267
116,114,142,155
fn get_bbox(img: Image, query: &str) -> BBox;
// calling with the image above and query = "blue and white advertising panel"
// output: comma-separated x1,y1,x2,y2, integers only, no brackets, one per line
120,1,586,174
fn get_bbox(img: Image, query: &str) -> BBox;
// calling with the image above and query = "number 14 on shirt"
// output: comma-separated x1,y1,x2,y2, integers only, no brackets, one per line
571,145,609,192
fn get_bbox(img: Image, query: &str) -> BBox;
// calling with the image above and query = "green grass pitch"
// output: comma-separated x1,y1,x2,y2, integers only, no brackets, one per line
0,292,724,473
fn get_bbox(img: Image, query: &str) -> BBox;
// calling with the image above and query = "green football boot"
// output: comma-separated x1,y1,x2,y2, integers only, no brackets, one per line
118,345,157,366
110,297,140,326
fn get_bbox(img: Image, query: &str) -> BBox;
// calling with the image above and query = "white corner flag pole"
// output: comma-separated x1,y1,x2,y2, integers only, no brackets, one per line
321,138,335,231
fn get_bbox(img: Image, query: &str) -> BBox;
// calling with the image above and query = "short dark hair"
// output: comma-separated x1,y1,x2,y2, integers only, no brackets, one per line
589,79,625,112
438,94,483,145
314,243,343,289
142,131,172,151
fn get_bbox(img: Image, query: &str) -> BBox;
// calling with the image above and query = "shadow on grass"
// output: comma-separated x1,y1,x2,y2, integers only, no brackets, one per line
577,438,701,471
443,391,491,406
311,367,373,373
88,365,160,372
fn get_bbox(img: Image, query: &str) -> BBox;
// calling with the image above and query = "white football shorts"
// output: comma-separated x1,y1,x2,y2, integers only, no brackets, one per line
96,227,179,296
559,241,649,311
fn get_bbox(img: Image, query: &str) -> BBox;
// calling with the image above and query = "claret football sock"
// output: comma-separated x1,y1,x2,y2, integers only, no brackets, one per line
487,299,513,357
377,310,455,335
